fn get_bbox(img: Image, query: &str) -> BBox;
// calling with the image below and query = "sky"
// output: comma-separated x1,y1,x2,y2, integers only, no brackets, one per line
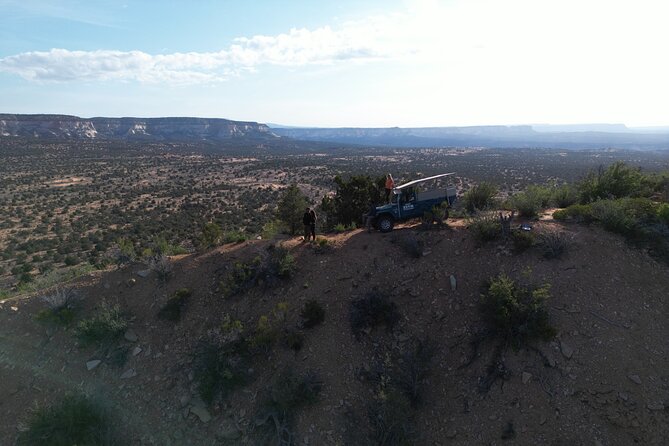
1,0,668,127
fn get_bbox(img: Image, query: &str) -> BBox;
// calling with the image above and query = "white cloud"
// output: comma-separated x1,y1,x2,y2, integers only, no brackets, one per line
0,18,400,84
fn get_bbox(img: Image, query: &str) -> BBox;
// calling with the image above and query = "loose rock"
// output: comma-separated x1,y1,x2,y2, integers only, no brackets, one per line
628,374,642,385
190,405,212,423
86,360,102,371
120,369,137,379
124,330,138,342
522,372,532,384
560,340,574,359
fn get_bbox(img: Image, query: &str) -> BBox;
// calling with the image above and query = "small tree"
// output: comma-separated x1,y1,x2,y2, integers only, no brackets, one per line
277,185,308,235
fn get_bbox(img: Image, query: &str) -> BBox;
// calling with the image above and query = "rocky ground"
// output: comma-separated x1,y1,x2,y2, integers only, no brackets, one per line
1,217,667,445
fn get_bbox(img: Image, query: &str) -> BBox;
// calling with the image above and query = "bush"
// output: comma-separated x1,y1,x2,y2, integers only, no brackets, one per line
480,274,556,348
463,182,497,213
272,247,296,279
590,200,636,235
539,230,568,259
75,303,127,346
35,288,79,327
198,222,223,250
313,237,334,254
552,184,579,208
250,314,280,352
368,390,414,446
511,185,551,218
300,300,325,328
222,230,247,244
395,233,424,258
553,203,593,223
255,371,322,445
578,162,644,203
397,338,436,408
659,203,669,225
277,184,308,235
193,339,250,405
511,230,535,253
147,254,172,282
220,256,262,298
350,291,400,339
284,329,304,351
157,288,191,322
17,395,113,446
467,213,500,242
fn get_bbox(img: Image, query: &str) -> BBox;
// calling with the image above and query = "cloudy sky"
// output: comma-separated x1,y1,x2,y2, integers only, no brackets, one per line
1,0,668,127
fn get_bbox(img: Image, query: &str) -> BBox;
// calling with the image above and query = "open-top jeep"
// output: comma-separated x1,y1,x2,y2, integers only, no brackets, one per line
374,173,457,232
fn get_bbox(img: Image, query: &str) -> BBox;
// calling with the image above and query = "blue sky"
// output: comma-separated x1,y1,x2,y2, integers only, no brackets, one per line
1,0,668,127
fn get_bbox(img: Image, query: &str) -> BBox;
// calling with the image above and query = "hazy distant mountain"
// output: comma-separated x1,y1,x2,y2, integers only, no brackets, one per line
2,114,668,149
0,114,277,141
271,124,669,150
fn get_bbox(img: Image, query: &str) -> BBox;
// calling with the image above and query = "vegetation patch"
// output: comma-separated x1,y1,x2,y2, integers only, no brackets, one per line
193,338,251,405
463,182,497,213
539,230,568,259
350,291,400,339
254,370,322,445
467,212,501,242
511,230,535,254
35,288,79,327
219,246,296,298
17,395,114,446
480,274,556,349
157,288,192,322
300,299,325,328
75,302,128,347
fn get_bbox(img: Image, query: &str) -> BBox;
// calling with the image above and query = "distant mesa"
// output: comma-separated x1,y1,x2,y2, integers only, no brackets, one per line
0,114,278,142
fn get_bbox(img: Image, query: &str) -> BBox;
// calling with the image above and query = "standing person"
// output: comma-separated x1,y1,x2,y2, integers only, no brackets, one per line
385,173,395,203
365,200,377,233
302,207,312,242
309,208,317,241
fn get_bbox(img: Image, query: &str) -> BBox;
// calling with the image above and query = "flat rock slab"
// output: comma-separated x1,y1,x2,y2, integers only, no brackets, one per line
522,372,532,384
120,369,137,379
136,270,151,278
86,360,102,371
560,340,574,359
190,405,212,423
628,374,642,385
124,330,138,342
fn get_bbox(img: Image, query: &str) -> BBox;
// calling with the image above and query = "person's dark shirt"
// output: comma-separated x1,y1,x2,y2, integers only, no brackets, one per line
303,212,312,225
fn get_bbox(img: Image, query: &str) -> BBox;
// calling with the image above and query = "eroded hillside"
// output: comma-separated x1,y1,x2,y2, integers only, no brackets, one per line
1,219,667,445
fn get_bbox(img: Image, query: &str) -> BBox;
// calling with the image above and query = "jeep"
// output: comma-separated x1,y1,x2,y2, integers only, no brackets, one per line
373,173,458,232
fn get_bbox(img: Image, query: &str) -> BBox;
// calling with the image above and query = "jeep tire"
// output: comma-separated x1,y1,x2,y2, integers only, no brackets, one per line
378,215,394,233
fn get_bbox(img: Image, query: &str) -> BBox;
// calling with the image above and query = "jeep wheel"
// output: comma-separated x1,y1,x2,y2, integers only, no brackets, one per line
378,215,394,233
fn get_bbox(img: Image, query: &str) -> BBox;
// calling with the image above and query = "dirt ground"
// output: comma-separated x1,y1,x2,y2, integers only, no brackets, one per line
1,218,667,445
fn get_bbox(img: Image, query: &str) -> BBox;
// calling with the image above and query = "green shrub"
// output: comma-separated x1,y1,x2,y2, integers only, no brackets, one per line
273,248,296,279
480,274,556,348
75,303,127,346
250,314,280,352
511,185,552,218
552,184,579,208
467,213,500,242
198,222,223,250
157,288,191,322
397,338,436,408
658,203,669,225
222,230,247,244
463,182,497,213
538,230,568,259
35,288,79,327
590,200,636,235
369,390,414,445
553,204,593,223
511,230,535,253
220,256,262,298
578,162,644,203
300,300,325,328
17,395,113,446
395,233,424,258
350,291,400,339
284,329,304,351
255,371,322,444
194,339,250,405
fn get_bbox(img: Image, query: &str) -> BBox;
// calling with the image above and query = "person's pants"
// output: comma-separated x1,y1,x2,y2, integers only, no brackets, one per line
385,188,391,202
304,225,311,240
310,224,316,240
